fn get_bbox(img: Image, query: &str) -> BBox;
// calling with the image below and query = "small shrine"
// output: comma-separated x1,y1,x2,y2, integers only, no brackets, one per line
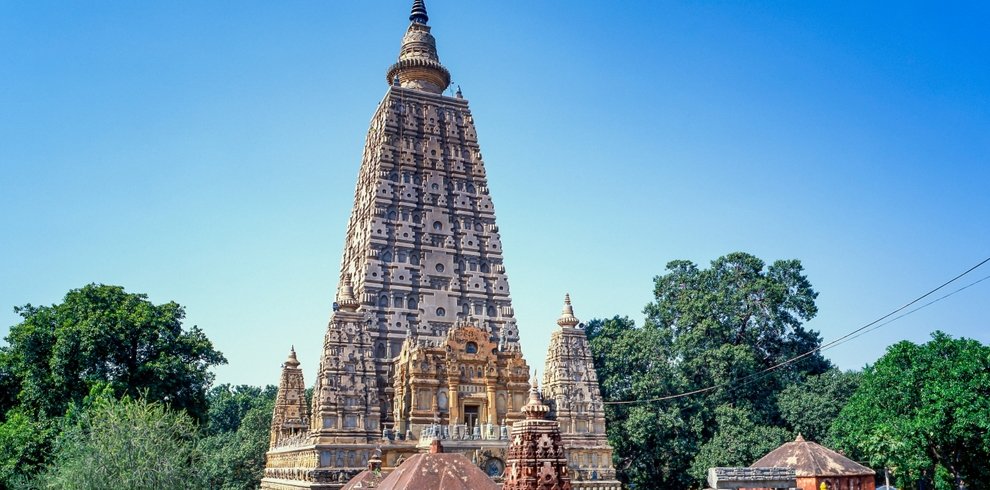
503,376,572,490
751,435,876,490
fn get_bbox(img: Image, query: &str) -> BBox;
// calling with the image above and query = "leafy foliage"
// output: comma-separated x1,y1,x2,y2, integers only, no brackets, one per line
776,368,861,444
2,284,226,422
830,332,990,490
44,390,204,490
199,384,277,489
688,404,791,481
0,410,55,488
588,253,830,488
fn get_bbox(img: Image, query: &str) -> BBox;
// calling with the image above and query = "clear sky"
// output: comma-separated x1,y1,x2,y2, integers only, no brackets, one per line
2,1,988,388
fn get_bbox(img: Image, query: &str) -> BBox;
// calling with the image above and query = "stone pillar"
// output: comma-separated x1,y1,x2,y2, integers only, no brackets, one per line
448,383,459,424
486,384,497,428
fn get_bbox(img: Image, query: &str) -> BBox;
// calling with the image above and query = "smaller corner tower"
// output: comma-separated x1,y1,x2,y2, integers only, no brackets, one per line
503,375,573,490
309,276,382,444
542,295,620,489
270,347,311,449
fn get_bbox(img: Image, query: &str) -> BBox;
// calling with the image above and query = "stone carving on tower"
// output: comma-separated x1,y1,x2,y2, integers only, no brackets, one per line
503,376,573,490
542,295,620,489
269,347,311,449
309,276,382,443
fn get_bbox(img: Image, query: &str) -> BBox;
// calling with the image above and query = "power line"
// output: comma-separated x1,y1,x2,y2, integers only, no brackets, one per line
602,256,990,406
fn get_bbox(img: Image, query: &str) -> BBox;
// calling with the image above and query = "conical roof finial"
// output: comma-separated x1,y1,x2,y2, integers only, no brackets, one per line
386,0,450,93
284,345,300,368
337,274,360,312
522,370,550,419
410,0,429,24
557,293,580,328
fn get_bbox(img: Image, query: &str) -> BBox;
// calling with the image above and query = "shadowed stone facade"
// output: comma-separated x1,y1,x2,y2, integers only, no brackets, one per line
542,295,620,489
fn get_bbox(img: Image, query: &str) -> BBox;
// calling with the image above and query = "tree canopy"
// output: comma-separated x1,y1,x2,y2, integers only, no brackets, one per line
1,284,226,422
777,368,861,444
44,388,204,490
830,331,990,489
198,384,278,490
588,252,831,488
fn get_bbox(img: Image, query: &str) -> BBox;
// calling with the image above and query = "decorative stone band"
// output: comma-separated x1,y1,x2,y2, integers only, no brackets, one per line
707,467,797,490
385,57,451,93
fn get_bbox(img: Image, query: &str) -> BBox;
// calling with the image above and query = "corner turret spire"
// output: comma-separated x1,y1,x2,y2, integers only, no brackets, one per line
337,275,360,312
557,293,580,328
386,0,451,94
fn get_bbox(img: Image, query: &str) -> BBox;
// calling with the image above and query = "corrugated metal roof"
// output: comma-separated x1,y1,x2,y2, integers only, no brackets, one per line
751,434,876,477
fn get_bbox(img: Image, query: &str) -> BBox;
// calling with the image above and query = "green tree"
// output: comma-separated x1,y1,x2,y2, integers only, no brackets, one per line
2,284,226,422
199,384,277,489
776,368,861,444
831,332,990,490
588,253,829,488
688,404,791,481
45,390,205,490
0,410,55,488
586,316,698,486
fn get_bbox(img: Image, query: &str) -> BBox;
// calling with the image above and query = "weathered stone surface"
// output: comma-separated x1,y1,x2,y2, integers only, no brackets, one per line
542,295,620,489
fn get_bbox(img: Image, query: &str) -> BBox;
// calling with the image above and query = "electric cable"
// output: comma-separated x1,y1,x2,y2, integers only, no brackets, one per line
602,256,990,405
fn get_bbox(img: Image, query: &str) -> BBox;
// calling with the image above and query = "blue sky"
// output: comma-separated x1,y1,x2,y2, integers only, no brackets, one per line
2,1,988,388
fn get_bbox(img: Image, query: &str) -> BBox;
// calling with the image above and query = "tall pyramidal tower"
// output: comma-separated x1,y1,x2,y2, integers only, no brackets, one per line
263,2,526,488
337,0,520,372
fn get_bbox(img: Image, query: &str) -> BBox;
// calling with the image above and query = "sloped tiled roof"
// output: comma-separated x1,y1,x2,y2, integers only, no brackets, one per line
341,468,387,489
751,434,875,477
375,445,498,490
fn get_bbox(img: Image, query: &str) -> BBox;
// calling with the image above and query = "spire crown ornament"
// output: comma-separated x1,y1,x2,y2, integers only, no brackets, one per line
337,275,360,312
522,371,550,419
385,0,451,93
284,345,300,368
557,293,580,328
409,0,429,24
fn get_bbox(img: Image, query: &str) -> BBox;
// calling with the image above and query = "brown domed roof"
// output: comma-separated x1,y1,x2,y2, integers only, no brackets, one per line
375,442,498,490
751,434,875,477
